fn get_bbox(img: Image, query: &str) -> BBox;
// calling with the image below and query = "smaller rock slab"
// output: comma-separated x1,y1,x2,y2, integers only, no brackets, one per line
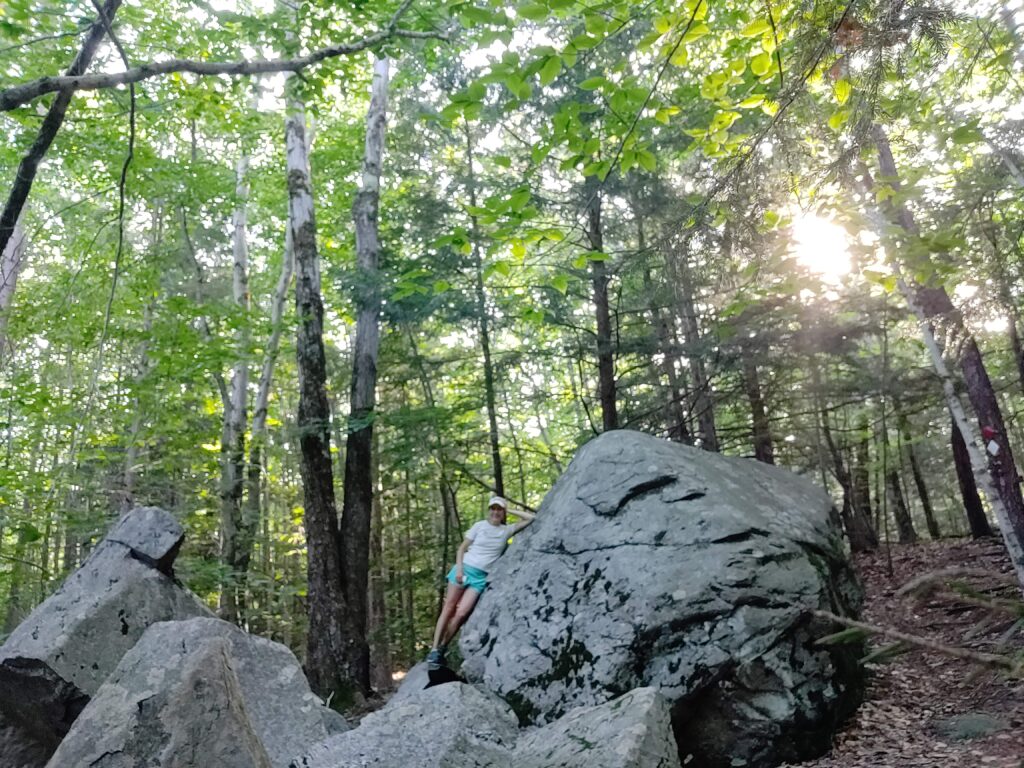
293,683,518,768
516,687,681,768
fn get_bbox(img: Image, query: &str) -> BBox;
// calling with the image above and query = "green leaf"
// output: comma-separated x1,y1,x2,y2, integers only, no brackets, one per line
551,273,570,294
539,55,562,86
493,259,511,277
750,52,771,77
509,188,531,211
738,94,765,109
637,150,657,172
834,79,852,106
951,125,984,144
493,155,512,168
584,14,606,35
740,18,771,37
512,239,527,259
518,2,548,21
828,108,850,132
433,280,451,293
682,23,710,43
669,47,689,66
579,76,607,90
572,253,588,269
654,16,672,34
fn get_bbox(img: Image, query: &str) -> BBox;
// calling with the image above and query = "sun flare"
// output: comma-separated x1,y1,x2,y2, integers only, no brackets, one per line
790,214,852,284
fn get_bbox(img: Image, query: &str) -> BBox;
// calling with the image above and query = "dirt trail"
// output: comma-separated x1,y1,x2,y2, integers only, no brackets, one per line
786,538,1024,768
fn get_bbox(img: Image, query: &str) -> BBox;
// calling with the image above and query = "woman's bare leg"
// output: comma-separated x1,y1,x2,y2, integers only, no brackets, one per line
440,588,481,648
431,582,465,650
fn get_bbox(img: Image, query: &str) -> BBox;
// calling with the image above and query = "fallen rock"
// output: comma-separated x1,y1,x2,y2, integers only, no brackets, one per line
293,683,518,768
47,617,337,768
459,430,864,768
0,506,212,760
516,687,680,768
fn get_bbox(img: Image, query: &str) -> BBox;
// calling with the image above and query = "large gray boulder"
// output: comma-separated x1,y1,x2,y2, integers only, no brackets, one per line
292,683,518,768
516,687,680,768
0,507,212,761
47,617,337,768
459,430,863,768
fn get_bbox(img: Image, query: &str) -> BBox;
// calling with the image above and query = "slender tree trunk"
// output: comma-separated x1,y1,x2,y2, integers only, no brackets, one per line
898,412,940,539
464,125,505,493
287,83,353,704
813,366,878,552
367,430,392,692
587,180,617,432
870,124,1024,586
0,0,123,260
671,247,717,451
742,356,774,464
852,416,873,522
0,213,26,368
340,57,389,695
220,149,253,624
642,264,689,443
887,464,918,544
951,417,994,538
1008,316,1024,396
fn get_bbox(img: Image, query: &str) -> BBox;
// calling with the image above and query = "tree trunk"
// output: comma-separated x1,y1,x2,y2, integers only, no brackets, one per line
852,416,873,523
287,83,353,705
587,180,617,432
0,0,123,260
813,366,878,552
898,412,940,539
243,215,296,627
368,430,392,692
671,247,717,451
742,356,774,464
0,213,26,368
220,149,252,625
951,417,994,538
340,56,389,696
461,125,505,493
887,464,918,544
870,123,1024,586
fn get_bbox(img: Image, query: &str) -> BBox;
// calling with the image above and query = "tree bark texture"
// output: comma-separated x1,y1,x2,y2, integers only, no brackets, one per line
220,151,252,624
587,180,617,432
852,416,873,523
341,56,389,696
951,417,994,538
0,0,123,261
463,126,505,495
287,87,353,704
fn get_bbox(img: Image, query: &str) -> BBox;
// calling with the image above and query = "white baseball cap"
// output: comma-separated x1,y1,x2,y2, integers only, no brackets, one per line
488,496,508,510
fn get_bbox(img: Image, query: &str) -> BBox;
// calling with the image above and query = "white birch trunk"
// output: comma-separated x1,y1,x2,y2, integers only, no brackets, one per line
0,213,26,368
898,274,1024,588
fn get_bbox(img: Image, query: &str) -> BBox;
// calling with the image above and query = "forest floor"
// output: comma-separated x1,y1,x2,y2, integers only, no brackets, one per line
784,537,1024,768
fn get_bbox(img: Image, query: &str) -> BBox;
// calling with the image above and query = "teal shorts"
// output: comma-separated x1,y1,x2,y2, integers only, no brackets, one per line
447,564,488,594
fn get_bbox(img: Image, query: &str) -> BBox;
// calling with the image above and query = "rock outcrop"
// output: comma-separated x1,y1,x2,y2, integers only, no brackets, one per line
459,430,863,767
47,617,338,768
0,507,212,761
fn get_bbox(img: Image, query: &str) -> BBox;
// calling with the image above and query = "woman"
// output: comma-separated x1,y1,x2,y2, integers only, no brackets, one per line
427,495,535,669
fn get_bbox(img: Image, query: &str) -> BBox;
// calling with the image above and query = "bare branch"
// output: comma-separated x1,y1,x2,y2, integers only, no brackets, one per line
0,1,446,112
812,609,1023,675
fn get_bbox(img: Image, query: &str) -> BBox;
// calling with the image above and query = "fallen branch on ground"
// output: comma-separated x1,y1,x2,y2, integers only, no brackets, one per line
811,609,1024,676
